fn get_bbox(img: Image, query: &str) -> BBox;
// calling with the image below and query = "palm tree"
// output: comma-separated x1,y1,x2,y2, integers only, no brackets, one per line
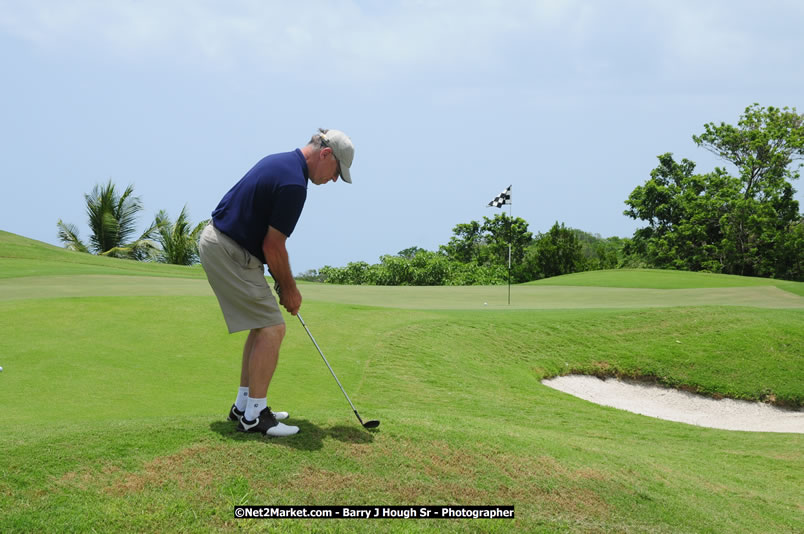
57,180,157,259
153,205,208,265
86,181,141,253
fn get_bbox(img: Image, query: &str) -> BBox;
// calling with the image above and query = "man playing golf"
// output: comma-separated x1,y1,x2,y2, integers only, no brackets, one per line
198,129,355,437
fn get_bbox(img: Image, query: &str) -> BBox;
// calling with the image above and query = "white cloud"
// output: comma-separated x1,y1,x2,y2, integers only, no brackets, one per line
0,0,801,90
0,1,577,75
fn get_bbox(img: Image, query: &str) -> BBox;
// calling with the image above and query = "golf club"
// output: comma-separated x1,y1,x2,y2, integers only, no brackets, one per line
297,313,380,429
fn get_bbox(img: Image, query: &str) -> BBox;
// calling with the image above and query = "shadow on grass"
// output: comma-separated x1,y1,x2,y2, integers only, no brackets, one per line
209,418,377,451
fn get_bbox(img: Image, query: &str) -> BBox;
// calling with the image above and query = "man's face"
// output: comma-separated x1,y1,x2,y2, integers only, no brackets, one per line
310,148,340,185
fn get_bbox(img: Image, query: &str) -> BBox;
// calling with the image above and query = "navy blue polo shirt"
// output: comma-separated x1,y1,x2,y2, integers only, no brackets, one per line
211,149,308,264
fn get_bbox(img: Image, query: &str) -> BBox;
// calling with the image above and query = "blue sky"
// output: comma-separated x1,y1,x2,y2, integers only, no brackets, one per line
2,1,802,274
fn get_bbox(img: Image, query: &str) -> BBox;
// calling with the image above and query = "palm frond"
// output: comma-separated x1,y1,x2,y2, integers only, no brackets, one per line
152,205,203,265
126,238,160,262
99,245,131,258
56,220,90,253
116,184,143,245
100,239,159,261
192,219,210,241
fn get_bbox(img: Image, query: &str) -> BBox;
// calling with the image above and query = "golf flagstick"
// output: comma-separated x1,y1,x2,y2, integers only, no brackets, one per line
487,185,513,305
296,313,380,429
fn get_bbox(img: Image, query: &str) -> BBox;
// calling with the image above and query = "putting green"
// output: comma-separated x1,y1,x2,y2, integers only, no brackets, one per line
1,274,801,309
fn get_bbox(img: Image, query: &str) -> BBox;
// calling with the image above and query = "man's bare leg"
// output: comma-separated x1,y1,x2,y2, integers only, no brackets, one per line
237,324,291,424
239,323,299,435
247,323,285,399
239,329,258,388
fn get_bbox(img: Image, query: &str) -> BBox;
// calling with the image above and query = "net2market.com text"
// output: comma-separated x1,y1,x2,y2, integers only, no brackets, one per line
234,505,515,519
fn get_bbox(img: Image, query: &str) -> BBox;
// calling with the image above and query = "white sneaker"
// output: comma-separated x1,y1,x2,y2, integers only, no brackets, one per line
236,407,298,437
266,422,300,437
229,404,289,422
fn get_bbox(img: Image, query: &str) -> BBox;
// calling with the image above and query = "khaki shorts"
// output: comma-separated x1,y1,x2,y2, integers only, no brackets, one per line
199,224,284,333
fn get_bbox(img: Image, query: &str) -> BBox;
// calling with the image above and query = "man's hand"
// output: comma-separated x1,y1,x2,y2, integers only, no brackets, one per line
277,284,302,316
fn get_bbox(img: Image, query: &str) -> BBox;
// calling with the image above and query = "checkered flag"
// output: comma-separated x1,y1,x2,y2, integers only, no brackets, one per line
487,185,511,208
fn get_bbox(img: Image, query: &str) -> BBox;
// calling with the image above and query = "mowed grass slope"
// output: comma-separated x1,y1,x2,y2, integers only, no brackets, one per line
527,268,804,296
0,230,206,279
0,231,802,533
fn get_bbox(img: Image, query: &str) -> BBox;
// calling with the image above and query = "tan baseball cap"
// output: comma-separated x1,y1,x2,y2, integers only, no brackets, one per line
320,129,354,184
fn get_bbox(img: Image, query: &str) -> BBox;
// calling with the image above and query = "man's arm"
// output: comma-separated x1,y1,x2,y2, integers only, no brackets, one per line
263,225,301,315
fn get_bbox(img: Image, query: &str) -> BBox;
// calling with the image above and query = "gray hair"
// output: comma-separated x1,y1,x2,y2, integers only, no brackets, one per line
306,128,331,150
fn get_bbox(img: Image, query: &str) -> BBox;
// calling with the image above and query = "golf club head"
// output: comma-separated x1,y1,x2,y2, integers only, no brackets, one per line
362,420,380,429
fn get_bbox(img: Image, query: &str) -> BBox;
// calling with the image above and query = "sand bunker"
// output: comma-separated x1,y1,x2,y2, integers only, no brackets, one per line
542,375,803,433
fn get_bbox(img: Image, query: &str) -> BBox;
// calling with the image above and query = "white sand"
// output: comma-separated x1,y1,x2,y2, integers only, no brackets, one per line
542,375,804,433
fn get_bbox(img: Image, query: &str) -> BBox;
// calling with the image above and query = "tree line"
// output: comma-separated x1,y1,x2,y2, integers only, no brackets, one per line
59,104,802,281
306,216,626,286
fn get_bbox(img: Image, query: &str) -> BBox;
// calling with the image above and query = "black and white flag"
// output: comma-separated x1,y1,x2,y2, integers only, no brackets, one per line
487,185,511,208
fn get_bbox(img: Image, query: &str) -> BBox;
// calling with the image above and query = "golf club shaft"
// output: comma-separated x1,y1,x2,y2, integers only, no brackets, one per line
296,313,365,425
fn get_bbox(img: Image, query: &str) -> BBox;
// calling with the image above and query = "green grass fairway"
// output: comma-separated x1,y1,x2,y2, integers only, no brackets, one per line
297,283,803,309
528,268,804,296
1,231,802,533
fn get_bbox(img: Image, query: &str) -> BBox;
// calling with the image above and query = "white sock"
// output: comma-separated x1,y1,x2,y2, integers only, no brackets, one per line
235,387,249,412
245,397,267,421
